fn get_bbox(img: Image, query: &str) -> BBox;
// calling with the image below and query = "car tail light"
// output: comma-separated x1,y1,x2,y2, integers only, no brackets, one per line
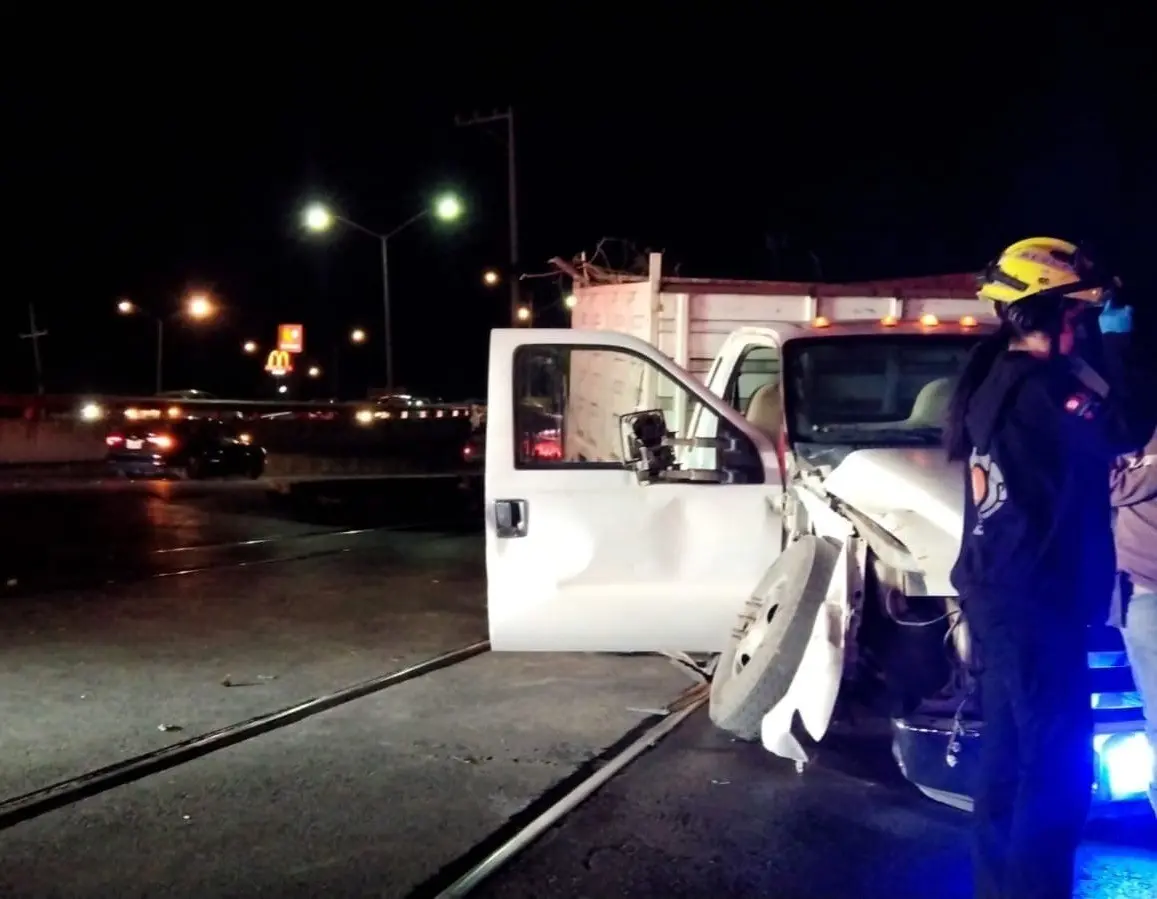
148,434,174,450
532,438,562,460
105,434,124,447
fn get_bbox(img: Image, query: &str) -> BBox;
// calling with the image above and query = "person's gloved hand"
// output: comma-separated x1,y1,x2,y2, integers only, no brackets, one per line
1099,301,1134,334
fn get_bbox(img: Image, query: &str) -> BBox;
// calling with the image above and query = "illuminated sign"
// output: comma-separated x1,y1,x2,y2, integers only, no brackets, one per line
265,349,293,376
278,324,304,353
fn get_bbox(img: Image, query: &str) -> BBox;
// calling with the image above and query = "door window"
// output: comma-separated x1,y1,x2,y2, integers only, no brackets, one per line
724,345,781,415
511,344,763,481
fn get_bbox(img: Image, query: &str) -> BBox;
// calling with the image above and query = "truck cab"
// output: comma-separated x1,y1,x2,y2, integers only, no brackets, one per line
482,254,1150,811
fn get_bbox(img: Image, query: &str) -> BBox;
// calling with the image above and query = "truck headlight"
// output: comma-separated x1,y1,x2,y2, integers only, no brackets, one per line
1094,731,1153,801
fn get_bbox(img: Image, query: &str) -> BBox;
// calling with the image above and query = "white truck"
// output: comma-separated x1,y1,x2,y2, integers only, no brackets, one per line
483,253,1151,811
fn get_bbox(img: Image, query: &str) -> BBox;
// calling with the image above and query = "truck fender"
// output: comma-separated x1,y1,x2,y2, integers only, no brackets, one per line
760,533,857,764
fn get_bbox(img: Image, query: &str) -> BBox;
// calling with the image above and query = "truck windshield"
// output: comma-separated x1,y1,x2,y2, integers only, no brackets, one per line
782,334,981,448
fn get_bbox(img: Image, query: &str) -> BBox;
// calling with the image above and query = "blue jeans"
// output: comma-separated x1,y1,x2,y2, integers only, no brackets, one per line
1122,590,1157,814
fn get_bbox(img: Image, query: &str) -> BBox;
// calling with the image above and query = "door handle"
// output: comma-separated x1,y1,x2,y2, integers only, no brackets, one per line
494,499,529,538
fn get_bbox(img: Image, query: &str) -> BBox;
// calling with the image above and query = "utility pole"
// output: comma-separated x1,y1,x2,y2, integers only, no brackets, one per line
155,318,164,394
18,304,47,394
455,106,521,325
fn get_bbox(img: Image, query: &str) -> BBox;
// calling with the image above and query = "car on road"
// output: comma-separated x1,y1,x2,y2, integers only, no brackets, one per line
373,393,430,411
464,426,560,466
525,428,561,460
105,418,266,480
156,389,217,400
463,430,485,465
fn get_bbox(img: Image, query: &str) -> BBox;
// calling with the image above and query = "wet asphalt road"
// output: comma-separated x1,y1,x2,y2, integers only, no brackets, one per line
472,719,1157,899
0,476,479,595
0,477,1154,897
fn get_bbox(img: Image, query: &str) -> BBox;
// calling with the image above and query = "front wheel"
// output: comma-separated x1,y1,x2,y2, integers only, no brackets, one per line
245,454,265,479
184,456,207,480
708,535,841,740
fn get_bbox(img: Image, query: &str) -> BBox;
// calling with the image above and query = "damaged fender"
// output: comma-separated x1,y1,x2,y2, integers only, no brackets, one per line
760,534,857,764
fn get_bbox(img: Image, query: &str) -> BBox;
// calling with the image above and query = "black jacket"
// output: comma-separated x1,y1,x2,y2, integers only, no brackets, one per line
1111,424,1157,598
950,334,1140,622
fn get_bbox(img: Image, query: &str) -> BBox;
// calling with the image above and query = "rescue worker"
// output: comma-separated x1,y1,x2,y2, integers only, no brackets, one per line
1110,418,1157,814
943,237,1141,899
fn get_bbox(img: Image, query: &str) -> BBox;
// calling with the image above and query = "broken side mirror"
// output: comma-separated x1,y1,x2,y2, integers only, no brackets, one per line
620,409,677,482
620,410,753,485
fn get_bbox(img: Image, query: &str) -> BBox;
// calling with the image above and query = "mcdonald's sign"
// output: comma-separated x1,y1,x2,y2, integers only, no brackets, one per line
265,349,293,376
278,324,304,353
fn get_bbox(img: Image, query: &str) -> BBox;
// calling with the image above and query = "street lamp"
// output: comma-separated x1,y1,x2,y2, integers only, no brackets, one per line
483,269,500,287
303,192,463,388
307,365,321,378
243,340,258,354
117,294,215,394
435,195,462,221
516,305,531,323
350,328,366,344
304,205,332,231
187,294,214,319
564,294,577,310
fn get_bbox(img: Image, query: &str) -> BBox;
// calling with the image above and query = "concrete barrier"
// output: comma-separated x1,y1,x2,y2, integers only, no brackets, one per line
0,420,106,464
0,417,472,485
0,456,476,486
262,454,422,477
252,418,471,460
0,418,473,467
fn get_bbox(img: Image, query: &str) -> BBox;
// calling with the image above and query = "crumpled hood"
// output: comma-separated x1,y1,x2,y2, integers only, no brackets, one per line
818,447,963,595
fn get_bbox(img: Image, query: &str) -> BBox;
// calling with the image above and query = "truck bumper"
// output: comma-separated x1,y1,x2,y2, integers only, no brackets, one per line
891,714,1152,816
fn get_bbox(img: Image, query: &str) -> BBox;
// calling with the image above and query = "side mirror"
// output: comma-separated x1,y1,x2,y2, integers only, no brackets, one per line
620,409,676,480
620,409,760,485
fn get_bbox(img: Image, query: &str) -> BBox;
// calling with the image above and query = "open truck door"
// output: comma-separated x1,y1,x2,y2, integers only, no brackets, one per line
484,329,787,653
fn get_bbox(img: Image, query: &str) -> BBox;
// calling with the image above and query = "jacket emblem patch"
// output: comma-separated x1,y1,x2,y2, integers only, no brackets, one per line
969,448,1008,536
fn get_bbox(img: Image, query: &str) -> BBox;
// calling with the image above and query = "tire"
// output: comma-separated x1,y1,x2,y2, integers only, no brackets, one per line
709,534,840,740
246,454,265,480
184,456,206,480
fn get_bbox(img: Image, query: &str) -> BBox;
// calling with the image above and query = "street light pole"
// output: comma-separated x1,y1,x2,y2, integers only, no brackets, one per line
379,234,392,389
376,209,431,388
117,295,215,395
455,107,520,325
155,318,164,394
304,199,461,391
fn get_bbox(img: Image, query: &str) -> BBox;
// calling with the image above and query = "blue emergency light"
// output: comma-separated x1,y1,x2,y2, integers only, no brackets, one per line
1094,731,1154,802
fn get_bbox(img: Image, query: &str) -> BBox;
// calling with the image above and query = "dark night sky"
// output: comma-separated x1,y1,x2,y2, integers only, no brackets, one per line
3,13,1153,400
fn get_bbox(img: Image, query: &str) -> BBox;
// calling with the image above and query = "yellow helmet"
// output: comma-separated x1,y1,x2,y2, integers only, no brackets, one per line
978,237,1111,306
